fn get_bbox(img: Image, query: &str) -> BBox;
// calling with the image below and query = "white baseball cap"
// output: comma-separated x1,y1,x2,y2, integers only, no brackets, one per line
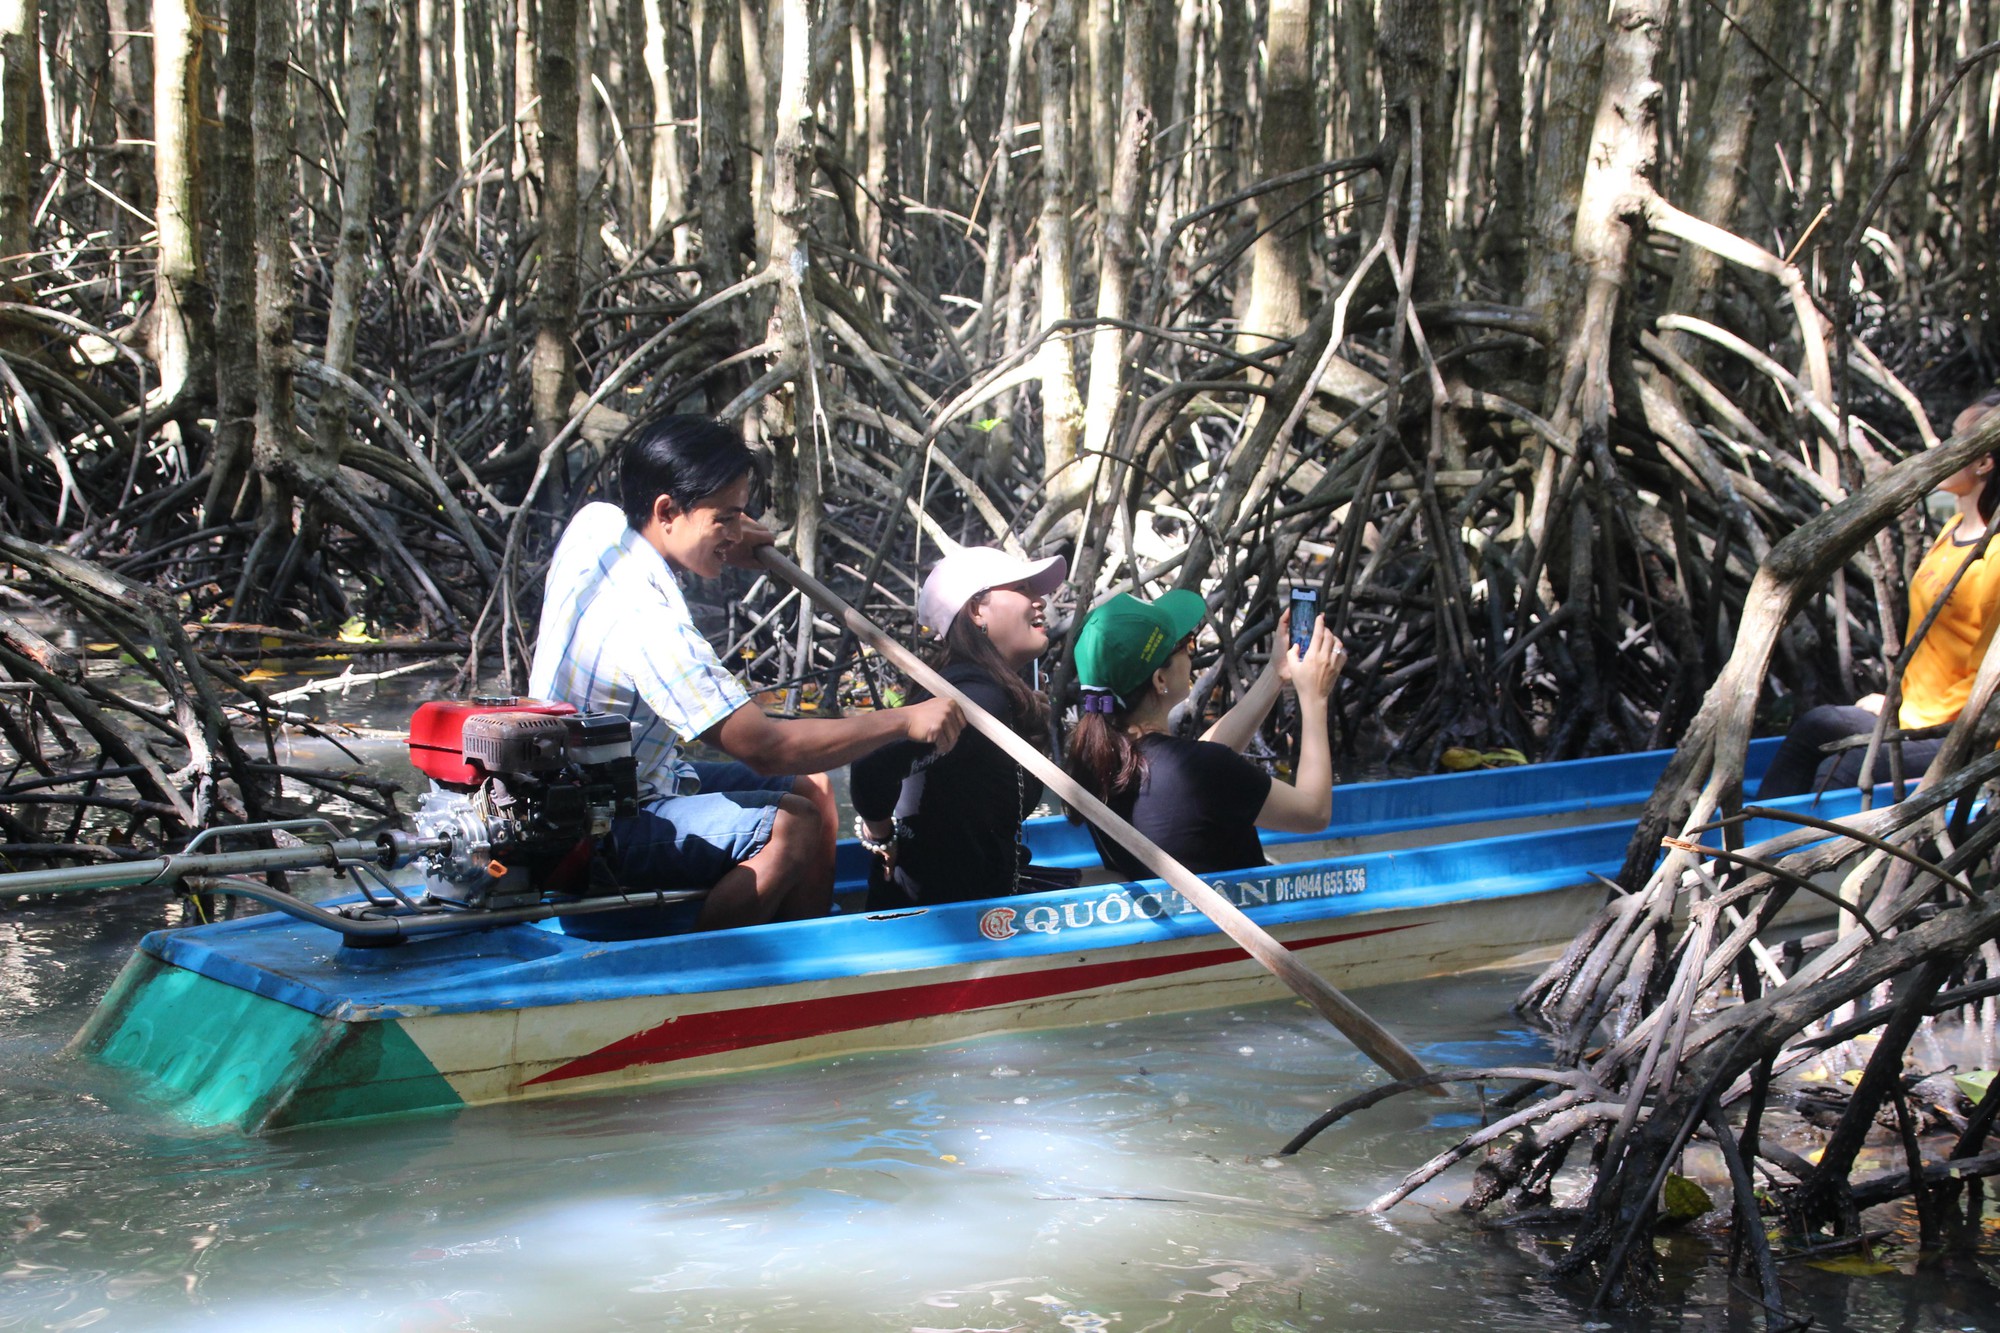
917,546,1068,635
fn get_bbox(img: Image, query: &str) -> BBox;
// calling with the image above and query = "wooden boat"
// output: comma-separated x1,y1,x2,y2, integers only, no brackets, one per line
72,738,1860,1132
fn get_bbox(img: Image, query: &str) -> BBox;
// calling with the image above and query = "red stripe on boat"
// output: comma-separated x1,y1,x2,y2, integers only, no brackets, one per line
525,923,1427,1085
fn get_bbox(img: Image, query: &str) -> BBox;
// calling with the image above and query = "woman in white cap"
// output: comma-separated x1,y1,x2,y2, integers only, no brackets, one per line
850,546,1068,906
1065,591,1345,876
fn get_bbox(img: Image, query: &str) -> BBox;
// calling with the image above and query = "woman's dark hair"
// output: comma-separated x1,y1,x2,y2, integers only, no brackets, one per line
618,413,764,528
1965,390,2000,525
1064,706,1147,816
937,598,1051,738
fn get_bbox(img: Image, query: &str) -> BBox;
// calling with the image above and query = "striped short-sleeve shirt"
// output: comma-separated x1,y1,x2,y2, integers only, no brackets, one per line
528,502,750,798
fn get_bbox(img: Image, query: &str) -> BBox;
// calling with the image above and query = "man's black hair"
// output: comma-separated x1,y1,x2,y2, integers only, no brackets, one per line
618,413,764,529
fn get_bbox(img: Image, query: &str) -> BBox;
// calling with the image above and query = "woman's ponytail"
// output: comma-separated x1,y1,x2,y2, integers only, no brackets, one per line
1064,708,1147,817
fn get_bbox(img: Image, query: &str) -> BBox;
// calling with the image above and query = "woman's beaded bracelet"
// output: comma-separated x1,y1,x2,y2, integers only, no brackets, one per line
852,817,895,857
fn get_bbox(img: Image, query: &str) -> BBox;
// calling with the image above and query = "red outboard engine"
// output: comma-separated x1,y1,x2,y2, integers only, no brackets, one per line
406,698,639,909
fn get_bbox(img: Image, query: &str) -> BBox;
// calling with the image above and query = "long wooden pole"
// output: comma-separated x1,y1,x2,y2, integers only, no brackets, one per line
758,547,1443,1093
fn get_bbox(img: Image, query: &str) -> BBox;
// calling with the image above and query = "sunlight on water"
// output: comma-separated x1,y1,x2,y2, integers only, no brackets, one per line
2,889,1996,1333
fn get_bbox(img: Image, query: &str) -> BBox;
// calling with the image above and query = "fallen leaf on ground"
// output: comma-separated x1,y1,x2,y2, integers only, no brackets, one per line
1803,1255,1897,1276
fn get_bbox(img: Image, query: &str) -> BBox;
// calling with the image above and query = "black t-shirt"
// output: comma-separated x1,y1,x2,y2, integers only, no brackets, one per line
849,661,1044,905
1087,733,1273,880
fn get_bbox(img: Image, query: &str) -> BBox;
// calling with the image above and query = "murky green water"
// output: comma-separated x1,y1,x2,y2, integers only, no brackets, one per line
4,887,1998,1332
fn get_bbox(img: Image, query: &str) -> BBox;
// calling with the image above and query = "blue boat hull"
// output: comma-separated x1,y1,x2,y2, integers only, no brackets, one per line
76,740,1859,1131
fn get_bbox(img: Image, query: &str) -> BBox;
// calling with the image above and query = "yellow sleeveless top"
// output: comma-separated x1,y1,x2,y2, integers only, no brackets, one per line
1899,516,2000,729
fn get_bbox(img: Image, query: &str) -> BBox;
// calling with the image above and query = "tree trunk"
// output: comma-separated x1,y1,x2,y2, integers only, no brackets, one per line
531,0,581,443
111,0,155,219
625,0,654,227
203,0,257,523
767,0,813,321
1479,0,1525,298
1080,0,1152,475
72,0,120,241
1959,5,1996,360
514,0,541,181
915,0,952,204
1378,0,1449,290
397,0,420,212
152,0,213,410
1520,0,1604,324
249,0,298,500
313,0,388,463
1540,0,1668,751
970,0,1033,361
1085,0,1114,221
1334,0,1378,168
1237,0,1315,357
1829,0,1891,276
1157,0,1197,222
1033,0,1086,521
766,0,822,646
1552,0,1666,440
0,0,35,296
697,0,754,297
640,0,688,246
1213,0,1248,198
417,0,440,205
741,0,770,229
860,0,896,266
1517,0,1604,566
453,0,475,221
1446,0,1482,243
1661,0,1780,352
574,0,603,283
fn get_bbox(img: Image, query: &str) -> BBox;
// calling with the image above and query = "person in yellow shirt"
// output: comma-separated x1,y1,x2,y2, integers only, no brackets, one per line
1759,390,2000,797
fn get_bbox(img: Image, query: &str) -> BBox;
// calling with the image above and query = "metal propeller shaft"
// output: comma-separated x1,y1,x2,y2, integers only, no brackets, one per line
0,821,443,897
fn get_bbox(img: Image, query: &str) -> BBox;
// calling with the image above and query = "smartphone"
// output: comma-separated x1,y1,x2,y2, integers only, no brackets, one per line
1288,587,1318,655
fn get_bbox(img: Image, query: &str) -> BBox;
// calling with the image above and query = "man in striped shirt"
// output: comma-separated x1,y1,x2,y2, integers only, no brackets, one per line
531,414,963,934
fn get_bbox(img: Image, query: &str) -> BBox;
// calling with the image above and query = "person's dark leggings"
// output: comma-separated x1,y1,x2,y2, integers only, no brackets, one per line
1756,703,1944,798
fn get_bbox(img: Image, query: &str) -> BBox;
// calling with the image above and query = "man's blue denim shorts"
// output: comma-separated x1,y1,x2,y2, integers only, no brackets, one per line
562,761,796,940
610,760,796,887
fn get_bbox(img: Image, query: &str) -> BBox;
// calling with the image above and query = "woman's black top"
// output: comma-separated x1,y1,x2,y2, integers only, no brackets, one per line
849,661,1043,907
1086,733,1272,880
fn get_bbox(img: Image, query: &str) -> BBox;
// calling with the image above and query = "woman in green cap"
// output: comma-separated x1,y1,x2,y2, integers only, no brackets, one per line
1064,592,1346,876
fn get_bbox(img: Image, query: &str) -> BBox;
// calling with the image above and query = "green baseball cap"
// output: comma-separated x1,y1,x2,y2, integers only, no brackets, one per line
1074,591,1208,703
